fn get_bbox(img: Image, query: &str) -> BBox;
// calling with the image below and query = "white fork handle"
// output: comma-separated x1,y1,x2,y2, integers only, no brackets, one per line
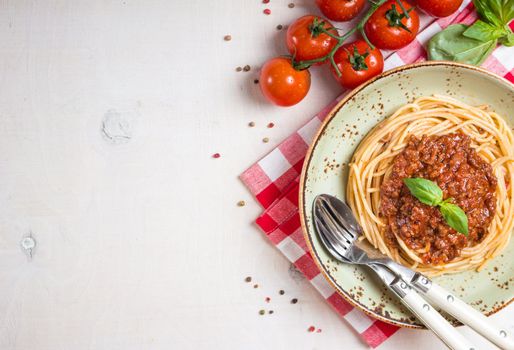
413,277,514,350
389,279,473,350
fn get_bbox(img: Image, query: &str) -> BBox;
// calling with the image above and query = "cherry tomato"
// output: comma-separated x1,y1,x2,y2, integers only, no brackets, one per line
416,0,463,17
286,15,338,63
364,0,419,50
331,40,384,89
259,57,311,107
315,0,366,22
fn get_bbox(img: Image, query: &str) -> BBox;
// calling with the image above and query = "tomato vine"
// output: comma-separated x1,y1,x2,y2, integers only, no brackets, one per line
292,0,410,77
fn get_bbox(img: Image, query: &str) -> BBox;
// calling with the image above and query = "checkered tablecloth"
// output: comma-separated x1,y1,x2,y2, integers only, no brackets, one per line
240,2,514,347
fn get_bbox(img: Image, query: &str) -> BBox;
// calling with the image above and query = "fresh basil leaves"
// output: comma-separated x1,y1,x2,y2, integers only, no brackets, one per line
473,0,514,27
403,178,469,235
440,202,469,236
428,24,497,65
403,177,443,206
463,20,506,42
428,0,514,64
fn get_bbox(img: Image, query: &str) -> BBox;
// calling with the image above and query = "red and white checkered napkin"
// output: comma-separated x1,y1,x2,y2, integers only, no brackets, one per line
241,2,514,347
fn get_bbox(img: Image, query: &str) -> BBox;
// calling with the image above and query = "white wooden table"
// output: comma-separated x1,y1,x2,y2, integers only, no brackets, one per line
0,1,511,349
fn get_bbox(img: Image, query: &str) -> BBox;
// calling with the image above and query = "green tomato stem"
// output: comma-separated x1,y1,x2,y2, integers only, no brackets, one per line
319,26,342,41
395,0,409,19
330,55,340,77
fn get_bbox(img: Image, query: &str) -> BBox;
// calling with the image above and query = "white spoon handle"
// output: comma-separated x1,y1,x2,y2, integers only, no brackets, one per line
412,276,514,350
390,278,473,350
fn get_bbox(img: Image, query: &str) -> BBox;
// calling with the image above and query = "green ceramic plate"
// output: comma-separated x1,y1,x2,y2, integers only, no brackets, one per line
300,62,514,328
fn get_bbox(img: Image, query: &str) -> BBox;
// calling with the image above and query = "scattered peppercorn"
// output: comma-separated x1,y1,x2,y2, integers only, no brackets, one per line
268,310,274,314
245,276,252,283
224,35,232,41
308,326,315,332
254,284,259,289
248,121,255,127
237,200,246,207
264,8,271,15
212,153,221,159
279,290,285,295
263,137,269,143
291,298,298,304
236,66,242,72
288,3,295,8
276,24,283,30
253,79,259,84
267,122,275,128
265,297,271,303
243,65,251,72
259,309,266,315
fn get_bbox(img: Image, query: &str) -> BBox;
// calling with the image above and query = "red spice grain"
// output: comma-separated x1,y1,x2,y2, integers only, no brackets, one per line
316,329,322,333
267,122,275,128
262,0,270,3
308,326,315,332
265,297,271,303
263,8,271,15
212,153,221,159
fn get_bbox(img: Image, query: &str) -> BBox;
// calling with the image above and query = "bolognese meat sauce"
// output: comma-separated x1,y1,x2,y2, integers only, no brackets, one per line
380,133,497,265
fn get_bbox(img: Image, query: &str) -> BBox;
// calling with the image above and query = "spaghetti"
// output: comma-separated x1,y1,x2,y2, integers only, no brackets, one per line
347,95,514,276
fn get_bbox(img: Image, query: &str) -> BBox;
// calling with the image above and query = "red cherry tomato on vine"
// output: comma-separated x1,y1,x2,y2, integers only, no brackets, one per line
331,40,384,89
259,57,311,107
416,0,463,17
364,0,419,50
286,15,338,63
315,0,366,22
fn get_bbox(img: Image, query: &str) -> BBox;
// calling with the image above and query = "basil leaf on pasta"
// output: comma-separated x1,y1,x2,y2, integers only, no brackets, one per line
403,178,443,206
440,202,469,236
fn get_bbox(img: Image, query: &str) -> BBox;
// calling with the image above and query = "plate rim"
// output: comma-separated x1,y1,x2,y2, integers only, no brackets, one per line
299,60,514,329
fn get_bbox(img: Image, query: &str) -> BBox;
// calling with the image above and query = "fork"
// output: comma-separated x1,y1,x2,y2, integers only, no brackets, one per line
314,194,514,350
